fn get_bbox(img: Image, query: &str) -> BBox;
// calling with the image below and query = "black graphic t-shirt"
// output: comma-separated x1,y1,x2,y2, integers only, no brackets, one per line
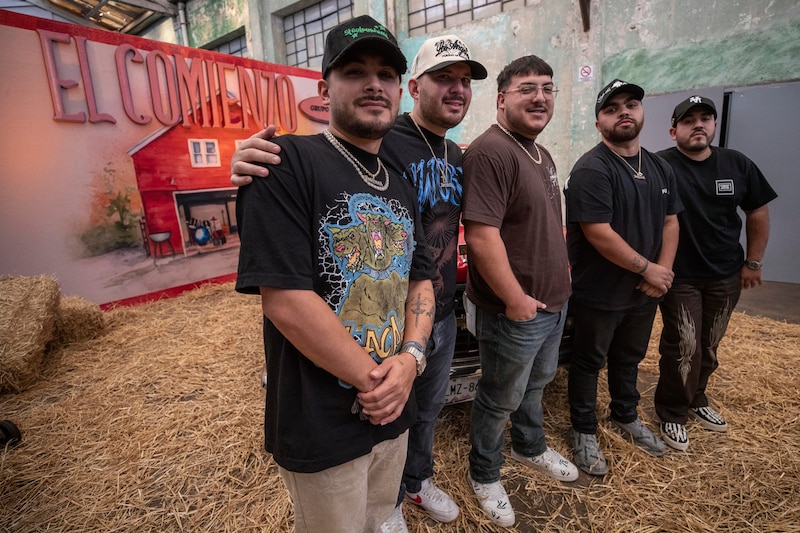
236,132,434,473
381,113,463,321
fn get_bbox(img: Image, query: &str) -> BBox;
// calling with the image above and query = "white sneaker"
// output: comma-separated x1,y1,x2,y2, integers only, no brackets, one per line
379,504,408,533
510,447,579,482
405,478,460,522
468,473,515,527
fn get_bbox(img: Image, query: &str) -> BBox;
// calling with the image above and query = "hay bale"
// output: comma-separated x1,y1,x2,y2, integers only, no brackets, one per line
53,295,106,347
0,275,60,393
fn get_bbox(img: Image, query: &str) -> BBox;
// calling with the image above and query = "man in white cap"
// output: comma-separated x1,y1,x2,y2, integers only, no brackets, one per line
231,33,488,532
654,95,777,451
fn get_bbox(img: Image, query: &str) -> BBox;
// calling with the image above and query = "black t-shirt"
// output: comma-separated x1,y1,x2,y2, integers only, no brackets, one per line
657,146,777,283
235,132,434,473
565,142,683,310
381,114,464,321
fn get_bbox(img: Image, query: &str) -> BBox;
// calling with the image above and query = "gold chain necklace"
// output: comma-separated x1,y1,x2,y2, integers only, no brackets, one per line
409,113,450,188
497,123,542,165
323,130,389,191
608,146,645,180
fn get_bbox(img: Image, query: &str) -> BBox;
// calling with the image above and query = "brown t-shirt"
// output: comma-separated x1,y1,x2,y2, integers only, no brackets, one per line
462,124,571,313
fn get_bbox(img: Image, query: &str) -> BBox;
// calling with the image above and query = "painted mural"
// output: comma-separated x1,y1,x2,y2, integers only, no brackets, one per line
0,11,328,306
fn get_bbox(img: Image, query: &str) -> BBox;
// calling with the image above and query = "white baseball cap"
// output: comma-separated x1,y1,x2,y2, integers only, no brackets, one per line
409,35,488,80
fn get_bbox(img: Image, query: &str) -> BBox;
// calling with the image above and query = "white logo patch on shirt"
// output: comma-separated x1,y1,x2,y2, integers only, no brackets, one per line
716,179,734,195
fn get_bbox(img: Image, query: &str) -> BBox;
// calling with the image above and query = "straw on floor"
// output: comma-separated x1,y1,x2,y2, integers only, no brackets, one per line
1,280,798,532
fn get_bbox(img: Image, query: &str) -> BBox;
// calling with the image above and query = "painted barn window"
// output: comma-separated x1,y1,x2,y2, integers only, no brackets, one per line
408,0,535,37
282,0,353,69
189,139,221,168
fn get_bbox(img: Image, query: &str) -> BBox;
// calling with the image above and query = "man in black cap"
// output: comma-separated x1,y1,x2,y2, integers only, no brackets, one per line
654,95,777,451
231,32,489,531
563,79,682,475
235,15,435,532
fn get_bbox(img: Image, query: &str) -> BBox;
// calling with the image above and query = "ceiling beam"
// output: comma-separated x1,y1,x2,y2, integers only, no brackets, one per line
121,0,177,16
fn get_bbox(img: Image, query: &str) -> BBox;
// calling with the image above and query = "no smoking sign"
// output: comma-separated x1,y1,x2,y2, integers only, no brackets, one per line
579,65,594,81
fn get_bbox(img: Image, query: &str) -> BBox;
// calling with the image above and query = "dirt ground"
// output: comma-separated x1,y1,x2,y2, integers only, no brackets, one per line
1,282,799,532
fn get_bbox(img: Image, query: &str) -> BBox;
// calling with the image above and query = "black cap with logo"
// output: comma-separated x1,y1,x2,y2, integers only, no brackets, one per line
321,15,407,78
671,95,717,127
595,79,645,117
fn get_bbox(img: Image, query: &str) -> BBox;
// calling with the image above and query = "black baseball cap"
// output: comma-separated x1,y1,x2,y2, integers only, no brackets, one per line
321,15,407,78
595,79,645,117
671,95,717,127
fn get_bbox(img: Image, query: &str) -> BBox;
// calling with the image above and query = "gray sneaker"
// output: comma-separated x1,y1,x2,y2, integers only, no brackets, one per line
611,418,666,457
568,428,608,476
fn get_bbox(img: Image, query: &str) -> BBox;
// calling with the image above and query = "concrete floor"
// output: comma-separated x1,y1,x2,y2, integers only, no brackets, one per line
735,281,800,324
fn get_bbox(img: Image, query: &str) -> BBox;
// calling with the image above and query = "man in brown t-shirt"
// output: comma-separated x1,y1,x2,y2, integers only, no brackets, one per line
461,55,576,528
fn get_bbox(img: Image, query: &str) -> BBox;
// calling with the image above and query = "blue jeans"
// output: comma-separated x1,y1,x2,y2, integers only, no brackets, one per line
398,312,457,501
468,305,567,483
655,273,741,424
568,300,658,434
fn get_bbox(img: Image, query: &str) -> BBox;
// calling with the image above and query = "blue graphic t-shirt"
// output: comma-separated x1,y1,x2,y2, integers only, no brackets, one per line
380,113,463,321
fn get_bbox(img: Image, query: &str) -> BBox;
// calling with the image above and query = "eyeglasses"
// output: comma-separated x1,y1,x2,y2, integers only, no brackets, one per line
503,84,559,99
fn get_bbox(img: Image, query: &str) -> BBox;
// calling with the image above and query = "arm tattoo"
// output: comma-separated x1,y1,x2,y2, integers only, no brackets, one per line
632,254,648,272
409,291,434,327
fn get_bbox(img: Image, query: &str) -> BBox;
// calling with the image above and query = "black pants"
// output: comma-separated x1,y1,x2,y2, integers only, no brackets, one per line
655,273,741,424
568,300,658,434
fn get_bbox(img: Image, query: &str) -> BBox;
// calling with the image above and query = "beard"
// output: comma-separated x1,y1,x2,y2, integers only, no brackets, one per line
417,92,468,131
680,129,716,153
330,96,396,140
604,120,643,143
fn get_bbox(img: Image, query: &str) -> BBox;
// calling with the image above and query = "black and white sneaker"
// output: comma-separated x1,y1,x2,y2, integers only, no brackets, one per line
690,406,728,432
660,422,689,451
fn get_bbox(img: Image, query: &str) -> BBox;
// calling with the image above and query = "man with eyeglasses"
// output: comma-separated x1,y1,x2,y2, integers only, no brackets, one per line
461,55,577,528
563,79,682,475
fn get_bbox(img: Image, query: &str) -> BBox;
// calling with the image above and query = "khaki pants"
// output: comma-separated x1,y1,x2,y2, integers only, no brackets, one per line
279,431,408,533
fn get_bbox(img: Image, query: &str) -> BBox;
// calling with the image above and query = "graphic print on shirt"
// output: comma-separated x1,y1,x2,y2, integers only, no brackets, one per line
545,163,560,200
404,155,462,299
323,192,415,367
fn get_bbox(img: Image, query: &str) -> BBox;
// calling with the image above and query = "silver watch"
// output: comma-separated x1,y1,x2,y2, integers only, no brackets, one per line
401,341,427,376
744,259,762,270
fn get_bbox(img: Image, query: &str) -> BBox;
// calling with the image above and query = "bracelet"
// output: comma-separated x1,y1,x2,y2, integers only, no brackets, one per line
636,259,649,274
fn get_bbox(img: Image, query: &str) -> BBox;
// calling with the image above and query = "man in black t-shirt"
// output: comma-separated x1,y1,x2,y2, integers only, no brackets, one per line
654,96,777,452
235,16,435,532
564,79,682,476
233,33,489,531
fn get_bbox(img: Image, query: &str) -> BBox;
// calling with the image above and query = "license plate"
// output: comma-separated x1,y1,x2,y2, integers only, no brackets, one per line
445,373,480,405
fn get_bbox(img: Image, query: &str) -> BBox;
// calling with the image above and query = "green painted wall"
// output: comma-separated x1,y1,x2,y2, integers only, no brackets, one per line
185,0,249,49
602,14,800,95
139,17,179,45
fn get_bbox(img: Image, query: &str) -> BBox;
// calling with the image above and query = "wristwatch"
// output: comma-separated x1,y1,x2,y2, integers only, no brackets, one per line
744,259,763,270
401,341,427,376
